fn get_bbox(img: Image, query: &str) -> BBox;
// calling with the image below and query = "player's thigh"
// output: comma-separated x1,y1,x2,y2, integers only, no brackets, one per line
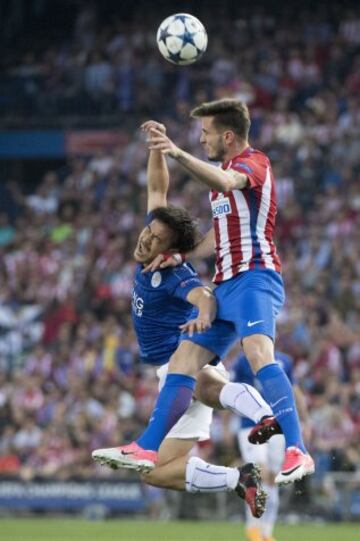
238,428,268,465
195,363,230,408
242,333,275,373
176,318,238,374
168,340,215,375
157,437,197,466
142,438,196,489
217,270,285,343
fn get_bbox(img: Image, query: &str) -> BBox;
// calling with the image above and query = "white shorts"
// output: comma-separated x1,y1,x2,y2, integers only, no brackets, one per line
238,427,285,473
157,362,229,441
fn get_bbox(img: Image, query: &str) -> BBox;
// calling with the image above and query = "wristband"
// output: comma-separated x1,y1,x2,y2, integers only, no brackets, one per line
173,253,186,264
163,252,185,264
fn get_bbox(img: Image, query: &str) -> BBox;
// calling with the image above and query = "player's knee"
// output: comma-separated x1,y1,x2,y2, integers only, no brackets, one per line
168,342,212,376
168,347,204,376
168,350,193,375
195,370,224,408
243,335,274,373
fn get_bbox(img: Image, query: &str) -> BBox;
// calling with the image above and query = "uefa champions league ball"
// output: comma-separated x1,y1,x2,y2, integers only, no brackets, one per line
156,13,208,65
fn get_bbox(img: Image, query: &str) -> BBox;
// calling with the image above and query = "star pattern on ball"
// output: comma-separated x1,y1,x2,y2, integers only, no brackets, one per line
156,14,207,65
158,24,172,44
179,29,198,49
173,15,198,49
168,51,184,64
174,15,188,24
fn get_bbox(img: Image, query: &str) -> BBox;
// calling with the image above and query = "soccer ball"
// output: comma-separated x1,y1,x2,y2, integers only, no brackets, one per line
156,13,208,66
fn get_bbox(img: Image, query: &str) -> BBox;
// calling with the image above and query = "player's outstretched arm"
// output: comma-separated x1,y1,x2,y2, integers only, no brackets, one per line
141,121,169,212
148,128,248,191
179,286,217,337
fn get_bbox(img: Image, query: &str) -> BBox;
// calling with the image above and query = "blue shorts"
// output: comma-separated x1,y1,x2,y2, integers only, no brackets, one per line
182,269,285,361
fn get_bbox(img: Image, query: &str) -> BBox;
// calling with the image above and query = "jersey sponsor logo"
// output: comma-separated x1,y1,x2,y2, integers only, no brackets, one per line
132,290,144,317
151,271,162,288
211,197,231,218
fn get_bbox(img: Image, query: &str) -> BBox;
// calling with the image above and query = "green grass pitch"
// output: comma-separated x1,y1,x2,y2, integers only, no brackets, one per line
0,519,358,541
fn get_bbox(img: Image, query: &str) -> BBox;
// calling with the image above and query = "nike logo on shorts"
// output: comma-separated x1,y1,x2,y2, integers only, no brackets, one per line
247,320,264,327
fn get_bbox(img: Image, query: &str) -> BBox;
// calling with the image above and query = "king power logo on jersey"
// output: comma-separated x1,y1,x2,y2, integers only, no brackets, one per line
132,290,144,317
211,197,232,218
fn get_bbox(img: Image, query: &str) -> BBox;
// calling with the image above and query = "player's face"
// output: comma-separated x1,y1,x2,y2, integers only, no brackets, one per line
134,219,174,264
199,117,226,161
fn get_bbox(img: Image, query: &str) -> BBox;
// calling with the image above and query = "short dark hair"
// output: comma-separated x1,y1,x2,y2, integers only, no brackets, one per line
190,98,251,140
151,205,199,253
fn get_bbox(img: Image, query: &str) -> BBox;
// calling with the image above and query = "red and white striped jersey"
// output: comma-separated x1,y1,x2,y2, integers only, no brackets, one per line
210,146,282,284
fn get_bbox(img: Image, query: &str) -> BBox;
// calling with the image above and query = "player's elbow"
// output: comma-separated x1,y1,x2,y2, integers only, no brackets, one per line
222,175,237,191
211,174,234,192
223,171,247,191
207,173,235,192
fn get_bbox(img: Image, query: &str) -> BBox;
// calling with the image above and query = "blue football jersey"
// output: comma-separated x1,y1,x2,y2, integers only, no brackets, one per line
132,261,203,366
231,350,295,428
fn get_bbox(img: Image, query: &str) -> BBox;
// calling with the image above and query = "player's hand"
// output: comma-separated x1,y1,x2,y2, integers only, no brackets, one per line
147,128,181,158
141,120,166,135
141,253,183,273
179,315,212,337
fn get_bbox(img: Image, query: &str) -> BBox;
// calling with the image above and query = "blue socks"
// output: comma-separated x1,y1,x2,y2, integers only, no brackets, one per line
257,363,306,453
137,373,196,451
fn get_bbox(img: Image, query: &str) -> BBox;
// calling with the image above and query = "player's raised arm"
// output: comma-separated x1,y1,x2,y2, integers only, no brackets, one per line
179,286,217,337
148,129,248,192
141,121,170,212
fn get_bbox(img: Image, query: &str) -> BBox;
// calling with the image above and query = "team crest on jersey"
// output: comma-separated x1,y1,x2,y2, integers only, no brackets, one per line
151,271,162,288
211,197,231,218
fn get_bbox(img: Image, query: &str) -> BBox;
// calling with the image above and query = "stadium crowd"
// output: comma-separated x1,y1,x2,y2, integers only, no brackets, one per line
0,1,359,513
1,2,360,126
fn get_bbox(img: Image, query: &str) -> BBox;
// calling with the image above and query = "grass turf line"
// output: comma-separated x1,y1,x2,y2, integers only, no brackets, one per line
0,519,358,541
